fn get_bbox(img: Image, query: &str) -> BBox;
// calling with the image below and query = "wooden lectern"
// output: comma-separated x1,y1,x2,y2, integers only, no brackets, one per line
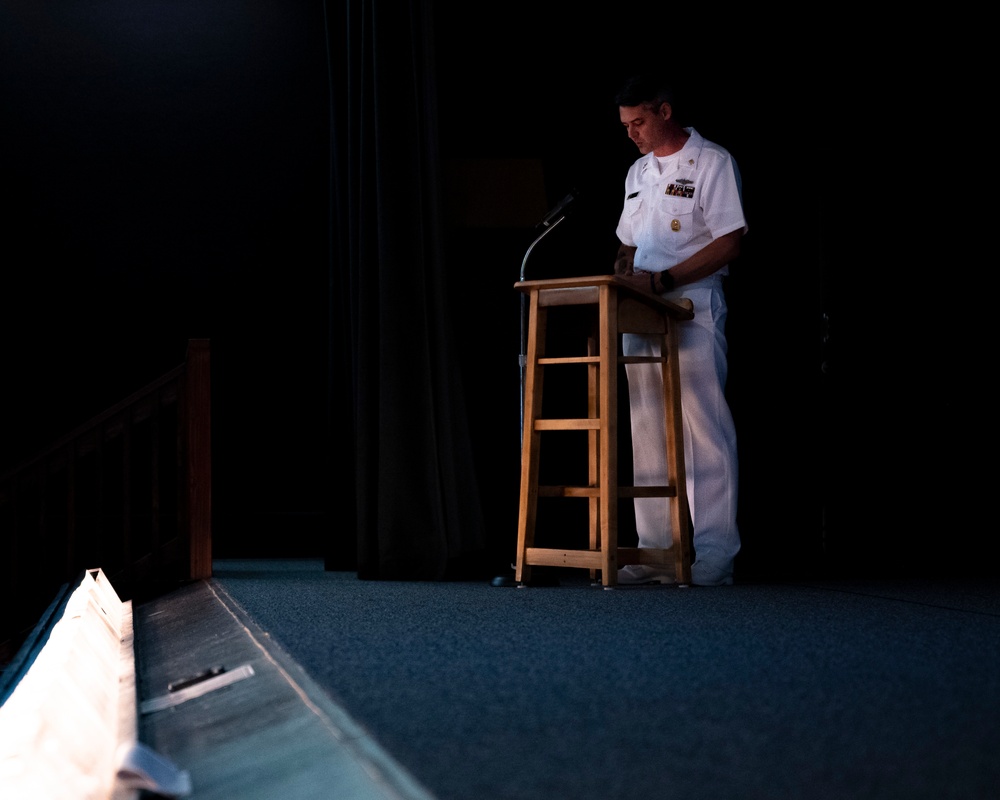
514,275,695,587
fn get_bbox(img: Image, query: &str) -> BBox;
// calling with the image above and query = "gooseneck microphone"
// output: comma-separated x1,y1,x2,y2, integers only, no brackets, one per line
536,188,579,229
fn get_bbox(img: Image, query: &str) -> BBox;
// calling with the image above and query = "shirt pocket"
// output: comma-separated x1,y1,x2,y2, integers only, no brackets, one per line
622,193,645,238
660,170,698,221
624,194,643,218
659,192,696,220
656,191,699,243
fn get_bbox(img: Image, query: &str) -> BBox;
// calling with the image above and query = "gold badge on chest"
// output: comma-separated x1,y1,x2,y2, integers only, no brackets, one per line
671,219,681,232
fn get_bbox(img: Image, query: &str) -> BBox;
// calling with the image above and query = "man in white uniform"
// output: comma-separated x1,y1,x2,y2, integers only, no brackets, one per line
611,73,746,586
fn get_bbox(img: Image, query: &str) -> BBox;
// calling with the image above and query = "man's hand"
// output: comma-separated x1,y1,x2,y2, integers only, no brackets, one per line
616,270,658,295
614,243,636,276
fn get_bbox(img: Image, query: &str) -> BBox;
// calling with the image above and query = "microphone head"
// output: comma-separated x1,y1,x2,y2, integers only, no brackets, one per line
537,187,581,229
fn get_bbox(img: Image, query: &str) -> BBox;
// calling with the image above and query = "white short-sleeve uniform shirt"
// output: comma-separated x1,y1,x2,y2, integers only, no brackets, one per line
616,127,747,278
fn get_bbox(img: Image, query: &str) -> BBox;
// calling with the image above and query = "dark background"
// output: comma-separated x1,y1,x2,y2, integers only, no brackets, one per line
1,2,960,580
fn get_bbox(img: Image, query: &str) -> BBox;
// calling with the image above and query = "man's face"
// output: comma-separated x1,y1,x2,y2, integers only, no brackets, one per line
619,103,670,155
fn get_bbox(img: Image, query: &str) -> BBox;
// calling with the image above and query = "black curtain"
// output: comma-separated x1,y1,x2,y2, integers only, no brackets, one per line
323,0,486,579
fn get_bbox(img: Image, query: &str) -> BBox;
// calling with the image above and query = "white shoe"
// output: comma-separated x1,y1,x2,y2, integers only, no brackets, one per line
617,564,676,585
690,560,734,586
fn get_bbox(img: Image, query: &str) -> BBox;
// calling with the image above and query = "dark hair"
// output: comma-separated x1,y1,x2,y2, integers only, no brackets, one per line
614,73,675,109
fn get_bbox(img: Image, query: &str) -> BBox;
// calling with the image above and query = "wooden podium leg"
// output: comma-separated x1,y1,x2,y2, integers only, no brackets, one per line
516,291,545,585
599,285,619,586
661,320,691,585
587,329,599,581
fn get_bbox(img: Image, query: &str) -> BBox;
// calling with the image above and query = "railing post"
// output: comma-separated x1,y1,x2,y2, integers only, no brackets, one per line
183,339,212,580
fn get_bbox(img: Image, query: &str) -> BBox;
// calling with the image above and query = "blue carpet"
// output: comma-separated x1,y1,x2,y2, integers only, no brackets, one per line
213,560,1000,800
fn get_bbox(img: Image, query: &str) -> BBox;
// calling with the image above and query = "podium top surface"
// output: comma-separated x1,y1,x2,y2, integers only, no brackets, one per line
514,275,694,320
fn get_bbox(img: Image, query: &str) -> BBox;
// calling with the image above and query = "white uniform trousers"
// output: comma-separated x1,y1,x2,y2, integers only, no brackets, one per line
623,275,740,584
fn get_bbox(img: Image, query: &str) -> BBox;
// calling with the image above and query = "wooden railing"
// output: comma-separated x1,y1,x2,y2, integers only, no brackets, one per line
0,340,211,664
